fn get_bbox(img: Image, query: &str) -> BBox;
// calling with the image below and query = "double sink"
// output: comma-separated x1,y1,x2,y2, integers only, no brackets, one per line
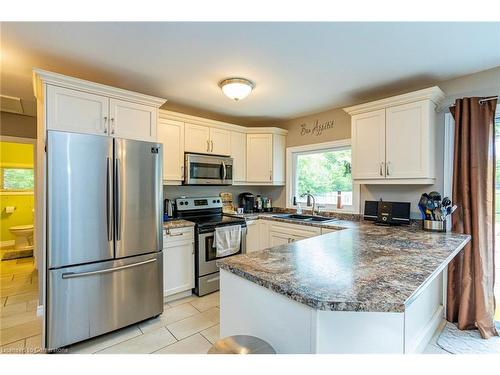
272,214,337,223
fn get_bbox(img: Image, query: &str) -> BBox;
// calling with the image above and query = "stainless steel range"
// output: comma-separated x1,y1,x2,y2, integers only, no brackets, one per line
175,196,246,296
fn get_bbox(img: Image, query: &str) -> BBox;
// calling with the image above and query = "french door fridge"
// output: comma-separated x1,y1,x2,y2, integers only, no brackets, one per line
46,130,163,350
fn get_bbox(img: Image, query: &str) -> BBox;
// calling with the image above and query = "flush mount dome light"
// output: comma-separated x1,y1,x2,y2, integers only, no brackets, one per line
218,78,255,101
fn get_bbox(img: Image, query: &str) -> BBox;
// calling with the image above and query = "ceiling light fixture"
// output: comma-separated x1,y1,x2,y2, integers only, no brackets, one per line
218,78,255,101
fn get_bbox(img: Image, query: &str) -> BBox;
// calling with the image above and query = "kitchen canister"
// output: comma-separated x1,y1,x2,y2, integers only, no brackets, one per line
423,219,447,232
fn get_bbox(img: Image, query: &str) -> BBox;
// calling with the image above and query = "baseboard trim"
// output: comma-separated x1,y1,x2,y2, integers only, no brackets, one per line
164,290,192,303
411,306,444,353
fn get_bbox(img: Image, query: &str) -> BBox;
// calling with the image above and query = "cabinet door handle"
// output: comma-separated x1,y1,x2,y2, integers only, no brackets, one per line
110,118,115,135
169,232,184,237
104,116,108,134
386,161,390,176
207,140,210,152
269,170,272,181
379,162,383,176
211,141,214,152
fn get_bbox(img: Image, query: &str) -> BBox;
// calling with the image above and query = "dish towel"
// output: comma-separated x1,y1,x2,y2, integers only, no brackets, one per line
213,225,241,257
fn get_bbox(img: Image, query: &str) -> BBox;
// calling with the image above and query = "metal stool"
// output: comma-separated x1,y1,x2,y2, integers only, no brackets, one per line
208,335,276,354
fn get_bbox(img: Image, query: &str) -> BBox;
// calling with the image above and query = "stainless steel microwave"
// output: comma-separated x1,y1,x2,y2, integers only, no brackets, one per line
184,153,233,185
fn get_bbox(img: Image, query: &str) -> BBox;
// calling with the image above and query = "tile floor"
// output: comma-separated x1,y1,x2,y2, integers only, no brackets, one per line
0,257,450,354
0,257,42,354
65,292,221,354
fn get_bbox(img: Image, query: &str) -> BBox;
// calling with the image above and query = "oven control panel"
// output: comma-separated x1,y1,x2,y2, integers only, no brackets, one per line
176,196,222,211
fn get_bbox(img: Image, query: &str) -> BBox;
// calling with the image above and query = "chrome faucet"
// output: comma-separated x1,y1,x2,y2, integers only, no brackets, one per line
300,192,317,215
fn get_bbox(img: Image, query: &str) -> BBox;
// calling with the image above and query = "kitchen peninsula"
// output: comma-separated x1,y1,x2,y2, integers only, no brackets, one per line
218,219,470,354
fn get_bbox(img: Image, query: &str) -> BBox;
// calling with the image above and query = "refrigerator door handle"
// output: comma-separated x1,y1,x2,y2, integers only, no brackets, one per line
61,258,157,279
106,157,112,241
114,157,122,241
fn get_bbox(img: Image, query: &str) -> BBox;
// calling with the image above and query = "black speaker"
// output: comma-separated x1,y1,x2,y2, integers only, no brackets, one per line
364,200,411,225
364,201,379,221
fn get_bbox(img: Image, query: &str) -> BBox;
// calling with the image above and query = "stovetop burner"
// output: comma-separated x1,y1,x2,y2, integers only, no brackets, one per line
174,196,246,231
190,214,246,228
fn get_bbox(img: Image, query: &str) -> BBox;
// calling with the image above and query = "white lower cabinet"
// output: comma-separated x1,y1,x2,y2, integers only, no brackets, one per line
250,219,324,251
246,220,260,253
258,220,270,250
163,227,195,297
269,231,292,247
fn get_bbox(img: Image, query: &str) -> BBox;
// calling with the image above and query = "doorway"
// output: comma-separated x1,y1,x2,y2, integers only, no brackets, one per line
0,136,41,353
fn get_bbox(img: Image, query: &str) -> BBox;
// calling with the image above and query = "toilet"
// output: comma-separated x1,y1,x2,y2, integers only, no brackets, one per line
9,224,34,250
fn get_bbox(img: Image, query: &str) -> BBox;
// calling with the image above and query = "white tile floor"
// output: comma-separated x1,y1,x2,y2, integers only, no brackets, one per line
422,321,449,354
1,260,451,355
65,292,221,354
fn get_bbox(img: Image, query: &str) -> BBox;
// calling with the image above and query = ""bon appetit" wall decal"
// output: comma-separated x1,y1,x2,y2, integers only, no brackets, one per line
300,119,335,137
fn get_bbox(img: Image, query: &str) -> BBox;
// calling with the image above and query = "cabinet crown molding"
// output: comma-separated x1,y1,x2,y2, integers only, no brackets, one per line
160,109,288,135
342,86,445,116
33,68,166,107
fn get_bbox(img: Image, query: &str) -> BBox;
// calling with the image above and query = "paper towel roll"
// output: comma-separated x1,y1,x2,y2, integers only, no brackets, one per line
5,206,16,214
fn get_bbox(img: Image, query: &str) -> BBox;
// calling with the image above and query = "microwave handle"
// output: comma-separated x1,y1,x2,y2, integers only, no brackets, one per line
222,161,227,180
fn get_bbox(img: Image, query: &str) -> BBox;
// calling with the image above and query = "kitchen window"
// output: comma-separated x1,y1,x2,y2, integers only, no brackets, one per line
286,139,359,212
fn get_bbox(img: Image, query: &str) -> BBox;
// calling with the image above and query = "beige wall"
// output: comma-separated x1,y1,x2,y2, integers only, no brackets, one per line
278,108,351,148
0,112,37,139
271,66,500,213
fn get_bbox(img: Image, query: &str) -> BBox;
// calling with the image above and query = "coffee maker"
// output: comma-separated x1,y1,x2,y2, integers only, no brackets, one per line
238,192,255,213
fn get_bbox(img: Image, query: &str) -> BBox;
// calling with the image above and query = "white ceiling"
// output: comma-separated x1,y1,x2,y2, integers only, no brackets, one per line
1,22,499,123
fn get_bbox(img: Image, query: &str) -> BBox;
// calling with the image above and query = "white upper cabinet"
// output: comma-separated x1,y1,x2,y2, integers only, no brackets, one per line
109,99,157,141
351,109,386,179
157,118,184,182
344,86,444,184
272,134,286,184
158,110,288,185
209,127,231,156
230,131,247,183
184,123,211,153
246,133,273,183
385,101,433,179
184,123,231,156
246,133,286,185
47,85,109,135
37,70,165,142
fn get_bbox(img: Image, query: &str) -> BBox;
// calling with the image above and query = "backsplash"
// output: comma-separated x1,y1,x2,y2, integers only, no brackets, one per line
162,185,283,203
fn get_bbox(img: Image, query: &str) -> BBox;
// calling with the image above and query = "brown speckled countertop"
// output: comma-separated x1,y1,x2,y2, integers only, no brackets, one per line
163,219,195,230
217,219,470,313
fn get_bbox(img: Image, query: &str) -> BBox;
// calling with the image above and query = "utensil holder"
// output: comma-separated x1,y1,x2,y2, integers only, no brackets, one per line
423,219,447,232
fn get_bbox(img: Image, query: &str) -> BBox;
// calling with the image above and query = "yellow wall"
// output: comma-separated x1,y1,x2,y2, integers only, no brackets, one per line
0,141,34,242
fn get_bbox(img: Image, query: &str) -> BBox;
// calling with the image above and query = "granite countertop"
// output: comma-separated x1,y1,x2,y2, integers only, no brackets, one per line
224,211,362,230
163,219,195,230
217,221,470,313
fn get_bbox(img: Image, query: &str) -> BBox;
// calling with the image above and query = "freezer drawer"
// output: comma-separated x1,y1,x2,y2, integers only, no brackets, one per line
47,253,163,350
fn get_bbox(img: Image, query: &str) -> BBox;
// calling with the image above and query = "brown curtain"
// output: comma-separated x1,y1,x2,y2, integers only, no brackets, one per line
446,97,498,339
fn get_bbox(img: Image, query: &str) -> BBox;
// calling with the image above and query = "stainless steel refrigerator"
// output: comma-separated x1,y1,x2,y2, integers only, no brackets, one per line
46,130,163,350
